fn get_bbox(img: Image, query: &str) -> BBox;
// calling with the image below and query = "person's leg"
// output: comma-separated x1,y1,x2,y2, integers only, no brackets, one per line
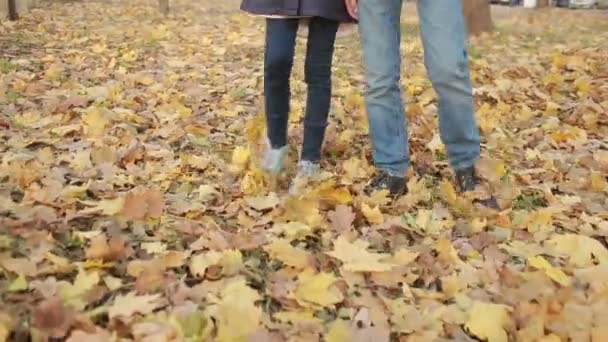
358,0,408,177
264,18,299,149
417,0,480,172
300,17,339,163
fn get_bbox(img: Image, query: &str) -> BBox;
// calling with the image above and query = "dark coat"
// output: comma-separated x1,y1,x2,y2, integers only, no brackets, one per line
241,0,353,23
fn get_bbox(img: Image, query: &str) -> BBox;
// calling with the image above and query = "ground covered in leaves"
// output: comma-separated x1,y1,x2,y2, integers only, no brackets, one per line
0,0,607,341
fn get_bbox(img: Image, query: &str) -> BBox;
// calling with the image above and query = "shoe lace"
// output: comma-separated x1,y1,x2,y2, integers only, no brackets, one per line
370,171,391,188
456,170,477,192
296,161,319,178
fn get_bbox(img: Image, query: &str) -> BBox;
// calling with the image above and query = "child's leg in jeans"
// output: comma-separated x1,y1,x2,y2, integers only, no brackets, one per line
264,18,299,149
301,17,339,162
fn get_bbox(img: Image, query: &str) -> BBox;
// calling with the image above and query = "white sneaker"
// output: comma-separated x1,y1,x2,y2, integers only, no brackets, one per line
289,160,320,195
262,142,287,175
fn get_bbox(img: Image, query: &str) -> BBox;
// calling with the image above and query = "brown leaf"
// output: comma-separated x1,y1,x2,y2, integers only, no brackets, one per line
32,298,75,338
121,188,165,220
0,257,37,276
146,189,165,218
54,96,89,113
249,328,285,342
328,205,356,233
66,328,112,342
85,234,128,261
121,190,148,220
135,263,166,294
31,277,58,298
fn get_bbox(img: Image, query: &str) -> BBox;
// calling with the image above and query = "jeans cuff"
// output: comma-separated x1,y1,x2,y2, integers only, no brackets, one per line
451,156,479,171
379,167,406,178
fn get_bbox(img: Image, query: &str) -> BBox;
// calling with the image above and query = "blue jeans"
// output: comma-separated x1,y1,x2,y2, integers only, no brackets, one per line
264,18,339,162
358,0,480,176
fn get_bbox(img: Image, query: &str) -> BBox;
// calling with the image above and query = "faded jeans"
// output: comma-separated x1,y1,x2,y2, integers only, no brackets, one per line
358,0,481,176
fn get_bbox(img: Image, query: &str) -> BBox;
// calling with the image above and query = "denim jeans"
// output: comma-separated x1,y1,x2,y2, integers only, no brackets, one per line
358,0,481,176
264,18,339,162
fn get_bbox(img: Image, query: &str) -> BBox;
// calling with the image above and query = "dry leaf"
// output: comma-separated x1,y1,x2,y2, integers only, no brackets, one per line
108,292,163,320
328,205,356,233
327,236,395,272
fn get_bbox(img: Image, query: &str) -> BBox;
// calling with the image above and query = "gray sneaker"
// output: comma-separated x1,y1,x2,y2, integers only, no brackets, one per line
262,142,287,175
289,160,320,195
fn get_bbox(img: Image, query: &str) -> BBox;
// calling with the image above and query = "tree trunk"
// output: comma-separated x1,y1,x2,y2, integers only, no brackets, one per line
158,0,169,15
8,0,18,20
462,0,494,36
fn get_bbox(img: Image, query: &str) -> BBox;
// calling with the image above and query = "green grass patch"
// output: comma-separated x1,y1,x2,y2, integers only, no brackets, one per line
512,192,547,210
0,59,16,74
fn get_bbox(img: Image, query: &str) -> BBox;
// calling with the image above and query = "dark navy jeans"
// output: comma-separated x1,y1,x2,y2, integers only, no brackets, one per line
264,17,339,162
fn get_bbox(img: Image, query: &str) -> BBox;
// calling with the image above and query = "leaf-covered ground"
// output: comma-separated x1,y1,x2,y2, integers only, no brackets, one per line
1,1,607,341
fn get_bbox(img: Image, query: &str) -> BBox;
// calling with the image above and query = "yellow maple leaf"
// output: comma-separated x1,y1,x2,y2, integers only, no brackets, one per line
57,268,100,310
108,292,163,320
527,255,571,287
82,108,110,138
271,221,312,239
538,334,562,342
314,180,353,205
526,209,553,232
230,146,251,174
44,63,63,81
283,197,322,228
441,275,465,298
215,279,261,342
220,250,243,276
189,251,222,278
244,192,280,211
240,169,266,196
465,301,511,342
274,310,321,325
389,248,419,266
8,274,28,292
293,268,343,307
326,236,394,272
264,239,312,269
436,238,461,265
590,172,607,192
546,234,608,267
361,203,384,225
342,157,367,181
326,319,352,342
413,209,451,236
79,198,125,216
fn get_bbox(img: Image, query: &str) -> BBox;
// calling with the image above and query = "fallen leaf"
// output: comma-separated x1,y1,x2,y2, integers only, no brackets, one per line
328,205,356,233
465,301,511,342
1,257,37,276
293,268,344,307
66,328,112,342
527,255,572,286
327,236,394,272
264,239,313,269
32,298,74,338
85,233,128,261
108,292,163,320
8,273,28,292
326,319,352,342
361,203,384,225
546,234,608,267
214,279,261,342
245,192,280,211
189,251,223,278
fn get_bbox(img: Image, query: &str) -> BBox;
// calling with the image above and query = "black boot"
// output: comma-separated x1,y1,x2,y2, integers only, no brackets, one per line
455,166,499,209
365,170,408,197
455,166,478,192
